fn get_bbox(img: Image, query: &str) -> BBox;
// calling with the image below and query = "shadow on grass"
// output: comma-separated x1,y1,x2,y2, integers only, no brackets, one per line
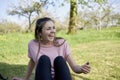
0,62,91,80
0,62,27,80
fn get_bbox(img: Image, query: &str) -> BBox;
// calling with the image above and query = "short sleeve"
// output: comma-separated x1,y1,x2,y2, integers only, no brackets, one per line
27,40,38,63
28,40,36,60
28,42,32,59
63,41,71,59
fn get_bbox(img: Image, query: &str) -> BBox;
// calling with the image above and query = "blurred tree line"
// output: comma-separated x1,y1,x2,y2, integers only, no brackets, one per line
0,0,120,34
0,19,22,33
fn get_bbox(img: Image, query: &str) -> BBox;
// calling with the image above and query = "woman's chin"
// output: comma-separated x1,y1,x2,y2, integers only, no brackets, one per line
48,38,54,42
49,39,54,42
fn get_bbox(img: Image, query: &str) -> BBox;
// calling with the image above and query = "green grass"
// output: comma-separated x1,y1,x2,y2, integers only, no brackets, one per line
0,27,120,80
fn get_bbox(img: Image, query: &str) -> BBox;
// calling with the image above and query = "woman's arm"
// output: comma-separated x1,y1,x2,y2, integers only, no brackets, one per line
23,58,35,80
66,54,91,74
12,58,35,80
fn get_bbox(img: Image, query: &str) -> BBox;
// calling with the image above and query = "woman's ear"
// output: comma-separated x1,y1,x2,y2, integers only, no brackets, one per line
39,33,42,38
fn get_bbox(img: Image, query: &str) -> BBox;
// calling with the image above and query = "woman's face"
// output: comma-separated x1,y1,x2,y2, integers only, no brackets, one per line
40,20,56,43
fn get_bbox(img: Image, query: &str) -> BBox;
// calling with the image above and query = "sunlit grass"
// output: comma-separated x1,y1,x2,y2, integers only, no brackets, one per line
71,41,120,80
0,27,120,80
57,27,120,46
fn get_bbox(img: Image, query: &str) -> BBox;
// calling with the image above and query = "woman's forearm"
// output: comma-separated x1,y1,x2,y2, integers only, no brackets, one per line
66,55,90,74
24,59,35,80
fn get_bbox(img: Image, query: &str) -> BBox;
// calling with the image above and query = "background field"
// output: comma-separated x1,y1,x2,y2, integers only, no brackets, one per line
0,27,120,80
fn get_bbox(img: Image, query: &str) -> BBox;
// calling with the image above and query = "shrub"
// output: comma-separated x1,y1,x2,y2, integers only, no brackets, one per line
0,20,22,34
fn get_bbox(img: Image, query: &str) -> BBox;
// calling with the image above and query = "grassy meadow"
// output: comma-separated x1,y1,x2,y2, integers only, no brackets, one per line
0,27,120,80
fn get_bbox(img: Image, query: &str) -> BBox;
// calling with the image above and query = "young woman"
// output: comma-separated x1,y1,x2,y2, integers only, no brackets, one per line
12,17,91,80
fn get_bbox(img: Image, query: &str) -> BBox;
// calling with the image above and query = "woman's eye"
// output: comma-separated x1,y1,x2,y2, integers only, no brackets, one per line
46,26,55,30
47,28,51,30
53,26,55,29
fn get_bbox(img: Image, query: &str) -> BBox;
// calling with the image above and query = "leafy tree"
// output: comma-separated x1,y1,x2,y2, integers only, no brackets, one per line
8,0,108,33
111,13,120,27
67,0,108,34
8,0,45,32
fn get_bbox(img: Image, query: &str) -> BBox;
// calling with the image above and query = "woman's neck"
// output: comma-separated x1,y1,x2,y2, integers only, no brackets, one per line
41,40,53,45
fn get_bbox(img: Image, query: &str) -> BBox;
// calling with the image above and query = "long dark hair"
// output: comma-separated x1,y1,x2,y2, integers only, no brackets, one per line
35,17,65,62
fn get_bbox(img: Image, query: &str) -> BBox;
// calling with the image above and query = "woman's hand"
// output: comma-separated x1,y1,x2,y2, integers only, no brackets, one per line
11,77,23,80
80,62,91,74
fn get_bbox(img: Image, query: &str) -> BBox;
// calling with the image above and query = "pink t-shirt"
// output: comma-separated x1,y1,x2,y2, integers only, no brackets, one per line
28,39,71,77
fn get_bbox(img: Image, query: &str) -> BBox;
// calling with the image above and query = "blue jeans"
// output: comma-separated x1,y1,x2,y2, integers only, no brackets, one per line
35,55,72,80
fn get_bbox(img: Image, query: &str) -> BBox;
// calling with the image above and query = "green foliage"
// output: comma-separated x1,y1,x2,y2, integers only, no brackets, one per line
8,0,45,32
0,27,120,80
93,0,108,4
78,0,88,5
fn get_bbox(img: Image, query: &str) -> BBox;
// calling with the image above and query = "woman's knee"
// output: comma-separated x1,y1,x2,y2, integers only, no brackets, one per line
37,55,51,66
35,55,52,80
54,56,65,62
38,55,50,61
54,56,66,67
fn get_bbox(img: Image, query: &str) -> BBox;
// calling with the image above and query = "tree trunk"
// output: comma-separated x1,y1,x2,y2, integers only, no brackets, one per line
26,13,32,32
67,0,77,34
29,16,31,30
